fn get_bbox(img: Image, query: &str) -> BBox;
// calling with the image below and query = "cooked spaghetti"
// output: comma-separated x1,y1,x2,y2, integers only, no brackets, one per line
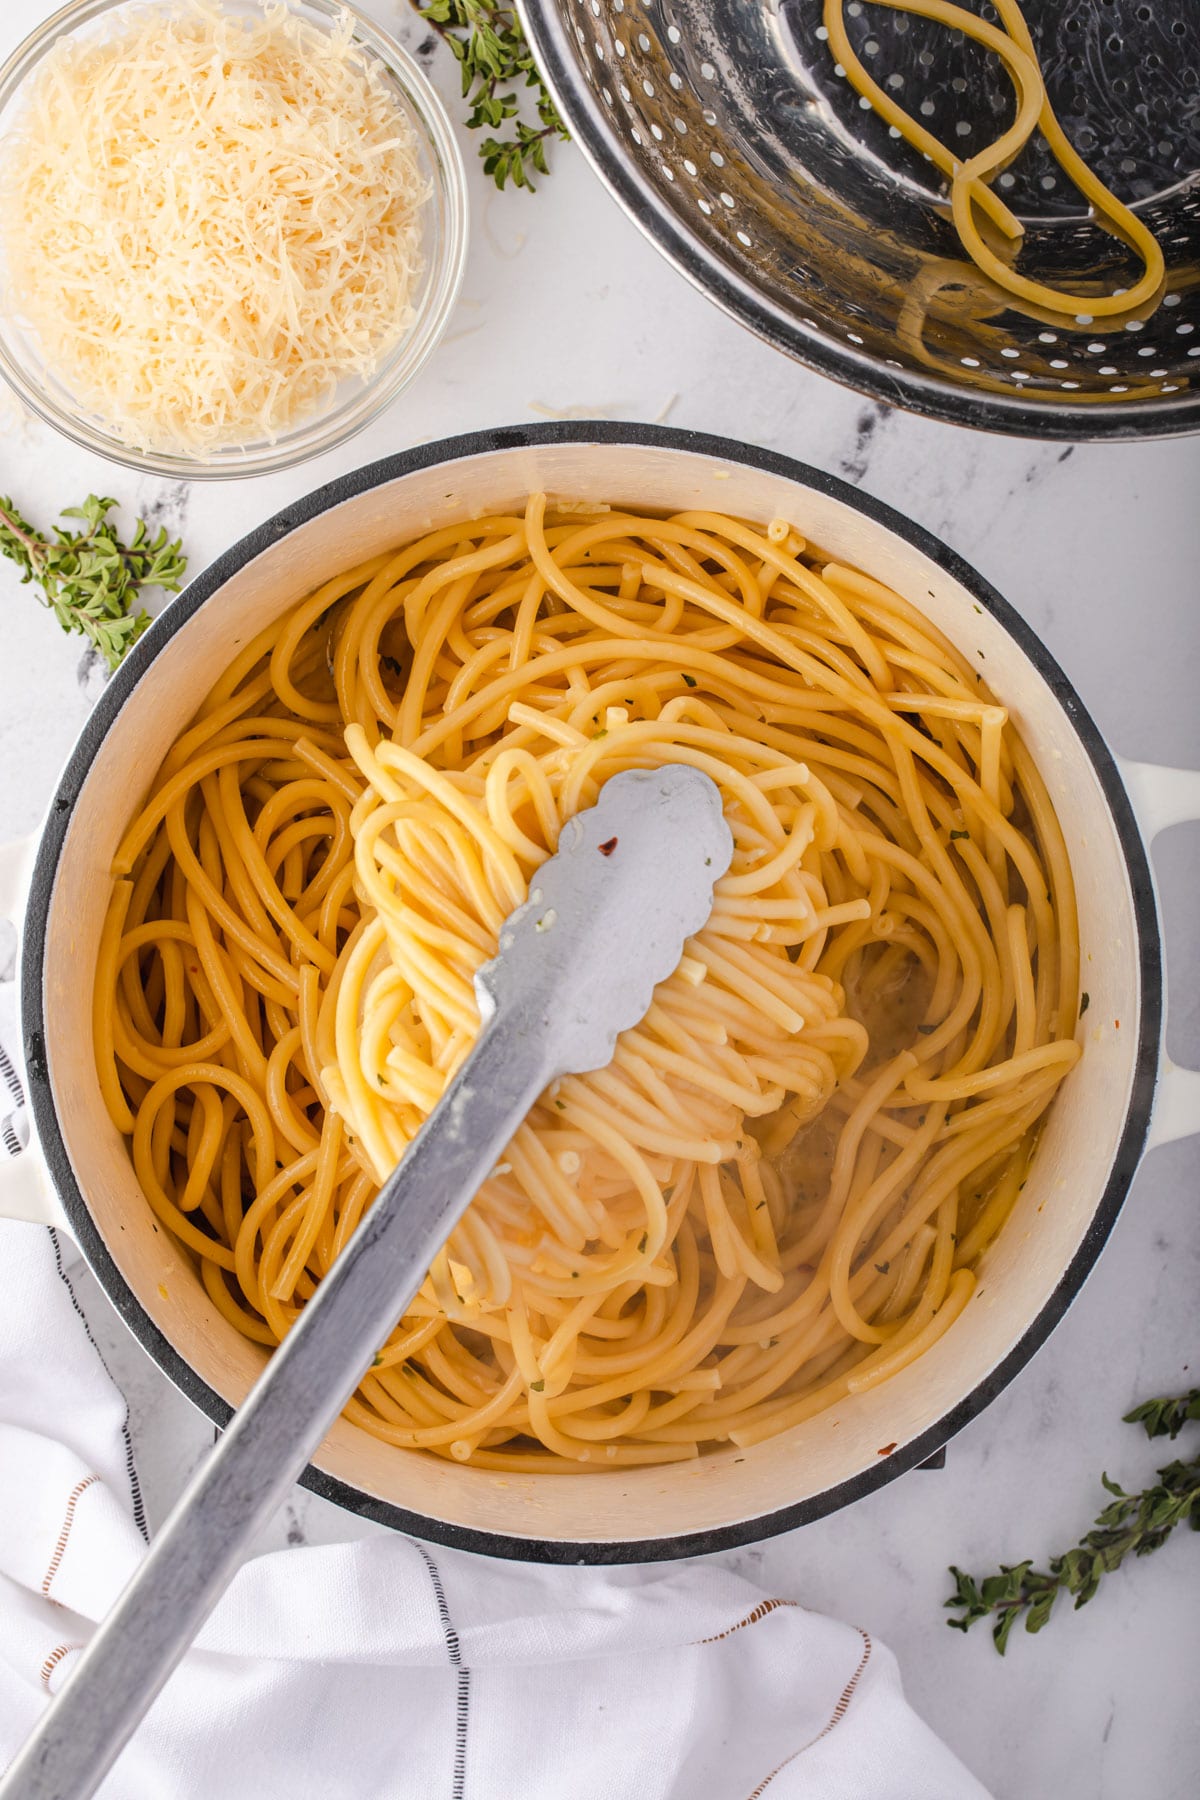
95,498,1081,1468
824,0,1165,326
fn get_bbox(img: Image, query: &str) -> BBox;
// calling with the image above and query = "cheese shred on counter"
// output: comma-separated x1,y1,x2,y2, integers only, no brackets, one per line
0,2,429,454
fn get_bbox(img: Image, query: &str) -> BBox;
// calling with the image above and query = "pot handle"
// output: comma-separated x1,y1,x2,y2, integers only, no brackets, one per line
1118,759,1200,1154
0,831,68,1230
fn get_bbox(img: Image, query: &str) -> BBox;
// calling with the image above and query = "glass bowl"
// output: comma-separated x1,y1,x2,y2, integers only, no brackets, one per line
0,0,469,478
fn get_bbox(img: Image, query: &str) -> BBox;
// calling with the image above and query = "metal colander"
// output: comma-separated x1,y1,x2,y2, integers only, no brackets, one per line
518,0,1200,437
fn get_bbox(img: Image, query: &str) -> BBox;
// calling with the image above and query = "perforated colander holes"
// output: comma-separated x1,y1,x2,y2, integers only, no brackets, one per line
587,18,716,213
823,34,991,161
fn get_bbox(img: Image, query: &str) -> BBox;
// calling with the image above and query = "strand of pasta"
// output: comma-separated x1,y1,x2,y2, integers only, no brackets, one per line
824,0,1165,324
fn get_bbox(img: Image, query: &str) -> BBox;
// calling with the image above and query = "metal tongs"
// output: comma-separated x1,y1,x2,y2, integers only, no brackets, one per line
0,765,733,1800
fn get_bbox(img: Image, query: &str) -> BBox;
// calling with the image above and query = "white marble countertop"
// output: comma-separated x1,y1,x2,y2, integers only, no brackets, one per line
2,2,1199,1794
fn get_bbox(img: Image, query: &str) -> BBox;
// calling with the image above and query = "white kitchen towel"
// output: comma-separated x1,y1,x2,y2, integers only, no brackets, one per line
0,1219,990,1800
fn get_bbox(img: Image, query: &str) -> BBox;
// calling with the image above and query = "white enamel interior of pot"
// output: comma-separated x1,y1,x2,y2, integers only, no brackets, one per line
40,441,1142,1545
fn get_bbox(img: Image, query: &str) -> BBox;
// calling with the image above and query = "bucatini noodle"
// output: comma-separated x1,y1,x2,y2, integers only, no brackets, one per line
94,497,1081,1469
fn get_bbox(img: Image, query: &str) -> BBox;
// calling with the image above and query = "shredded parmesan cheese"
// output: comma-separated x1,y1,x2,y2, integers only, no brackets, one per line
0,1,429,455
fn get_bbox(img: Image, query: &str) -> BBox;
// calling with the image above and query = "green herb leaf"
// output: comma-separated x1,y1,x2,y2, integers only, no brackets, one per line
945,1390,1200,1653
530,1378,545,1392
682,673,697,687
949,828,970,841
1079,991,1090,1017
1124,1389,1200,1441
415,0,569,190
0,493,186,672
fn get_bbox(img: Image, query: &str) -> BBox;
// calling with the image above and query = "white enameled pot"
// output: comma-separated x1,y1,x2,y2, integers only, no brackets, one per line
1,424,1198,1562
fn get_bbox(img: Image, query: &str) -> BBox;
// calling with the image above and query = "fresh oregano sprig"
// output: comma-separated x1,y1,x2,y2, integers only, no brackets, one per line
414,0,569,190
945,1388,1200,1654
0,493,186,672
1123,1389,1200,1442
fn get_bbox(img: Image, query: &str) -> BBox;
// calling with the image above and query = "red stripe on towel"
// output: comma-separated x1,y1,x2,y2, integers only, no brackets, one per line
742,1629,874,1797
41,1473,99,1600
694,1598,800,1644
39,1643,81,1693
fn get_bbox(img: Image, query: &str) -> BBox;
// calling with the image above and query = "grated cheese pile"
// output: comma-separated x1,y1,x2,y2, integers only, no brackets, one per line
0,2,430,455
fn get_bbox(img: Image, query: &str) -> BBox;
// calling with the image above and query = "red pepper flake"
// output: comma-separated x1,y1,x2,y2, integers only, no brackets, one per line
598,837,618,857
876,1441,898,1456
1114,1019,1120,1029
